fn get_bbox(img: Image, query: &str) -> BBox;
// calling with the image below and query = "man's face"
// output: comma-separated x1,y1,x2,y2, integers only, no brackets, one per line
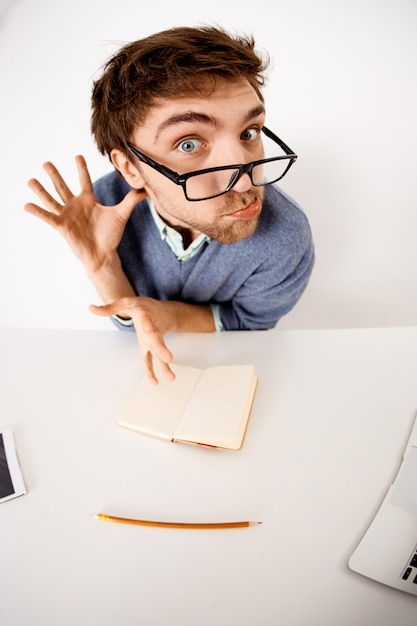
129,79,266,244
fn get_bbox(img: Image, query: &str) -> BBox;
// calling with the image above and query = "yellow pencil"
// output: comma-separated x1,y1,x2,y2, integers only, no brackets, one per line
95,513,261,529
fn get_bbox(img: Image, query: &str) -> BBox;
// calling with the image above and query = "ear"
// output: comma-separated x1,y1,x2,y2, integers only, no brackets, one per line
110,149,146,189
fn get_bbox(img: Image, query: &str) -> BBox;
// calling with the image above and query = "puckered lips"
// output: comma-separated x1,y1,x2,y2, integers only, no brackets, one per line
226,197,262,220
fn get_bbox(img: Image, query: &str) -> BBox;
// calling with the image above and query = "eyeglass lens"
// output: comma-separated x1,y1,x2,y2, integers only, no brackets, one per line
185,159,291,200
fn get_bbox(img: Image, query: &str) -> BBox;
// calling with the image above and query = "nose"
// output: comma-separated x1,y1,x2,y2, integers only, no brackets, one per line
230,171,252,193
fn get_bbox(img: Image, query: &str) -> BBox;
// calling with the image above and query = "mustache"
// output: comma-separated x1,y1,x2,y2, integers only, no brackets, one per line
221,188,263,211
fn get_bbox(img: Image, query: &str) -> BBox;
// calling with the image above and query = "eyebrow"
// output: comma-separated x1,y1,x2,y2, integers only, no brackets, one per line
155,105,266,140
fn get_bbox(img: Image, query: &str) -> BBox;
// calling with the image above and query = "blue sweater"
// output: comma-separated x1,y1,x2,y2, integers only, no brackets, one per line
94,171,314,330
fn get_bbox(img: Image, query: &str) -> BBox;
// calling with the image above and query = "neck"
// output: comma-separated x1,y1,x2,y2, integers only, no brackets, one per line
153,205,202,245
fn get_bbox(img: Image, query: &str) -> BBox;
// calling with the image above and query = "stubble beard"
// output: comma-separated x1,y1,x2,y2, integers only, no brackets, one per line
203,211,261,244
197,188,264,244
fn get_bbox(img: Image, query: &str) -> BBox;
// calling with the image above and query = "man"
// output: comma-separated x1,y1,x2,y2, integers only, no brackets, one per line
25,26,314,384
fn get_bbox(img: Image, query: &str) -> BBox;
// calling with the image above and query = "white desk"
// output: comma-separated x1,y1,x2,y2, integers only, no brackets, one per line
1,326,416,625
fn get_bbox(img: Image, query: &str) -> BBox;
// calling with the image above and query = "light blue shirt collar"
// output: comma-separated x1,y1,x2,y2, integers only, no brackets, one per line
148,198,210,261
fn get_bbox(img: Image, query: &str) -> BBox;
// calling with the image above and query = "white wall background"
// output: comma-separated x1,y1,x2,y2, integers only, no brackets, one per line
1,0,416,331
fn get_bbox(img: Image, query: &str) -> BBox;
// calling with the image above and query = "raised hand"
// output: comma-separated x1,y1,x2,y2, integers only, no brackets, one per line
24,156,146,275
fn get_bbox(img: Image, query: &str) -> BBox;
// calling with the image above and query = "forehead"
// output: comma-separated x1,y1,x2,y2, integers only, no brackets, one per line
136,79,265,140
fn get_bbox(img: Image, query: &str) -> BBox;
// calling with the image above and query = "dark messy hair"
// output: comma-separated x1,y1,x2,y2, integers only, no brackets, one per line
91,25,269,158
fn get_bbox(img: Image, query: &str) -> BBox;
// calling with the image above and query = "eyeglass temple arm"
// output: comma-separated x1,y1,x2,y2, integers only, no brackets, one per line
127,145,181,182
262,126,297,158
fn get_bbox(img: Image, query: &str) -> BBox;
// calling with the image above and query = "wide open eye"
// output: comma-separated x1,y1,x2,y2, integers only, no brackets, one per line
241,128,260,141
177,138,203,153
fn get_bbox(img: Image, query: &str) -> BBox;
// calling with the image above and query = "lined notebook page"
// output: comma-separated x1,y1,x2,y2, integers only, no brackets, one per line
117,365,202,438
174,365,256,443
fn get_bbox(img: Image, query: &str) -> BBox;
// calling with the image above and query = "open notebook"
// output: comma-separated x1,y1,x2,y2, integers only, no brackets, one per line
349,412,417,595
116,363,257,450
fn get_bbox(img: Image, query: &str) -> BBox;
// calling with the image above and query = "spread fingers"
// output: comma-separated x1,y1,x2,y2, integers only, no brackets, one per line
26,178,63,215
43,161,74,202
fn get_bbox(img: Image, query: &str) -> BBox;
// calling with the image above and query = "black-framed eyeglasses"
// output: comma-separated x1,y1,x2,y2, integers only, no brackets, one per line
127,126,297,202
